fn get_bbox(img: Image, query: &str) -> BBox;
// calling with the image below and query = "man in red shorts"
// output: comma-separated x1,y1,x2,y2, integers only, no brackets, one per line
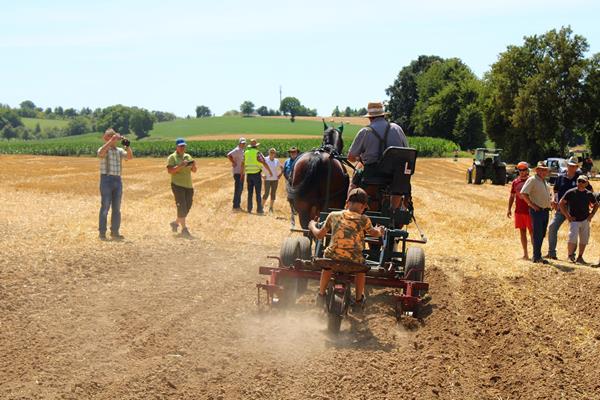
507,162,533,259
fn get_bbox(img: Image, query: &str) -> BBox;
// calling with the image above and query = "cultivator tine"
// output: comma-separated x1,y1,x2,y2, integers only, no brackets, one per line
412,214,428,243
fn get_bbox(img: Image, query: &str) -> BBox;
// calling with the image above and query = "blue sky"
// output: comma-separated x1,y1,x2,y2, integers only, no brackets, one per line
1,0,599,117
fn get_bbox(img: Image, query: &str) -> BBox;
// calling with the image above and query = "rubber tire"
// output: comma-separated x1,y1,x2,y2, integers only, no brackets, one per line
327,293,344,334
405,247,425,282
278,237,301,305
296,237,311,294
493,166,506,185
474,165,484,184
280,237,300,266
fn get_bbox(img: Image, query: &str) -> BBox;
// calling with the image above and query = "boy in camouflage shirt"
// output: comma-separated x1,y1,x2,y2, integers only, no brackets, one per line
309,188,384,305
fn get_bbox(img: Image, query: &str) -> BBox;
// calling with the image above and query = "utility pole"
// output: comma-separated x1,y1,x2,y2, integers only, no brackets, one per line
279,85,282,106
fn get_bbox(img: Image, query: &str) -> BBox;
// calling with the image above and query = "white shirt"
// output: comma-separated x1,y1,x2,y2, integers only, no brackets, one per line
264,158,281,181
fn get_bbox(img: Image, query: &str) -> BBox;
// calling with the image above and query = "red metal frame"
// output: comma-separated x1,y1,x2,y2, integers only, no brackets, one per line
256,263,429,313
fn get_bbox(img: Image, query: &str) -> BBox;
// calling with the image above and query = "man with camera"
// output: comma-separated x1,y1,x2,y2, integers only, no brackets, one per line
97,128,133,240
167,138,197,237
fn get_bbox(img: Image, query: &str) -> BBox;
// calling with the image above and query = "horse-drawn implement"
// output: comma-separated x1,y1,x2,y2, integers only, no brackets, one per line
256,121,430,333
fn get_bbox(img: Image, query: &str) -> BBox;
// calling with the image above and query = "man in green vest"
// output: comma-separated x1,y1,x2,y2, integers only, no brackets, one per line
242,138,272,214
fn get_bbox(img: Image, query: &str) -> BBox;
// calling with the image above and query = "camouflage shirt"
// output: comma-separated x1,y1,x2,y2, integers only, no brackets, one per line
323,210,373,263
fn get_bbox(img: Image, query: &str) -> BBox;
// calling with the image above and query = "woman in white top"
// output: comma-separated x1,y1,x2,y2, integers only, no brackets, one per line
262,148,283,213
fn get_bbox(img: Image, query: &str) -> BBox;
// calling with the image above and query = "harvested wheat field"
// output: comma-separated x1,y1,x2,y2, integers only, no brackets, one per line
2,155,600,400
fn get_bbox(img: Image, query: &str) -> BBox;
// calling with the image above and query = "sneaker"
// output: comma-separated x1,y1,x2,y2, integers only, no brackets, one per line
110,232,125,241
99,232,107,241
532,258,549,264
545,254,558,260
568,253,576,263
170,221,179,233
180,228,192,238
576,256,587,265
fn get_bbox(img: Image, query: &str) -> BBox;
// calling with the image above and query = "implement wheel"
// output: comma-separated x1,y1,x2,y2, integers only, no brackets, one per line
296,237,311,294
327,293,344,334
280,237,300,266
278,238,302,305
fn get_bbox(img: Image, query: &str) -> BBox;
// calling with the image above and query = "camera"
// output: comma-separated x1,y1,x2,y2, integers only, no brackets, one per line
121,138,131,147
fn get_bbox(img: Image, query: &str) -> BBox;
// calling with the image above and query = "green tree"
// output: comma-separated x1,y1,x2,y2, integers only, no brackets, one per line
280,97,301,117
411,58,485,148
65,117,90,136
97,105,131,135
240,101,255,116
256,106,269,116
0,108,23,129
332,106,341,117
64,108,78,118
54,106,64,117
18,100,37,118
129,108,154,139
483,26,590,162
583,53,600,155
386,55,444,134
195,105,211,118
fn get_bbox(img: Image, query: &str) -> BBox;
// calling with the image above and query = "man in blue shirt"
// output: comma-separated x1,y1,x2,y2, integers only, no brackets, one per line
284,146,300,226
547,157,592,259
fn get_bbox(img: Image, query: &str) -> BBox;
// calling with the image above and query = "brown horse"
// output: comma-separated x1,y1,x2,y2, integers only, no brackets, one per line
289,122,350,229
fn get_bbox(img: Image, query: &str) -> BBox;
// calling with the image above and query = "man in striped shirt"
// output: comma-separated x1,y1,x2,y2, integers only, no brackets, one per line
97,128,133,240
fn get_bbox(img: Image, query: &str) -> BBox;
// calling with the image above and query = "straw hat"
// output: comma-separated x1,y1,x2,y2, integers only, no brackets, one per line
363,101,387,118
249,138,260,148
535,161,549,170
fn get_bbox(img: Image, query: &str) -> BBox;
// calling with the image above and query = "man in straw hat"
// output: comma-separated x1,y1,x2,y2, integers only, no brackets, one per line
520,161,553,264
241,138,272,214
347,101,408,209
547,156,592,260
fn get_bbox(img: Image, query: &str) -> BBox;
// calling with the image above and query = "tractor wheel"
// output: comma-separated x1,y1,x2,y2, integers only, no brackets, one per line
467,169,473,184
280,237,300,266
296,237,311,294
327,292,344,334
474,165,484,184
493,166,507,185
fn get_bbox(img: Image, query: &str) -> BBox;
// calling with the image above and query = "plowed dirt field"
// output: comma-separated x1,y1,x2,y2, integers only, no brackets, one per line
1,155,599,400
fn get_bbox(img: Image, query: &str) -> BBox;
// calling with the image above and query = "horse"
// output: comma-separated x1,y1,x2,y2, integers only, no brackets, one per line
289,121,350,229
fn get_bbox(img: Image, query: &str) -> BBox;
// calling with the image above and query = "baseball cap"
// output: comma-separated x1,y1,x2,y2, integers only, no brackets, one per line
577,175,589,182
517,161,529,170
288,146,298,153
239,137,246,144
176,138,187,146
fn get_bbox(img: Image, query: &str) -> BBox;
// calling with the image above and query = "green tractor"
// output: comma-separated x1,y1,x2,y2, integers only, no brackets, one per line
467,148,507,185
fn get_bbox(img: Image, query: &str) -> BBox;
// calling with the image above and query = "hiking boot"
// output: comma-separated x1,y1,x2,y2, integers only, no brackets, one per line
170,221,179,233
99,232,107,241
110,232,125,241
576,256,587,265
180,228,192,238
568,253,576,263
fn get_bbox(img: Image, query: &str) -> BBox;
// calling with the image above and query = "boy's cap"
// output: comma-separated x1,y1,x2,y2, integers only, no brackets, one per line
577,175,589,182
347,188,369,204
176,138,187,146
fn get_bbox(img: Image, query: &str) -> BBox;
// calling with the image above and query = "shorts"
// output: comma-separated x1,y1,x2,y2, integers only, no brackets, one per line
514,212,533,231
568,220,590,246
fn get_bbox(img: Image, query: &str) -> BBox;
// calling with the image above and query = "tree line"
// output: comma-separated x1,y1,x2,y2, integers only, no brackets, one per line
0,102,177,140
386,26,600,162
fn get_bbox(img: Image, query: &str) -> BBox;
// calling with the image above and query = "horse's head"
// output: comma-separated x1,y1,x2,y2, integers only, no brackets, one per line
322,120,344,154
